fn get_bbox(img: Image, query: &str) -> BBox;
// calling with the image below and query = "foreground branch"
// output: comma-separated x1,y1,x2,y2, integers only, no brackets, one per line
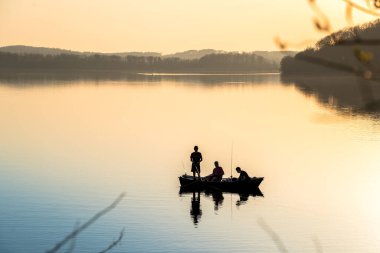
98,228,125,253
258,218,289,253
46,192,126,253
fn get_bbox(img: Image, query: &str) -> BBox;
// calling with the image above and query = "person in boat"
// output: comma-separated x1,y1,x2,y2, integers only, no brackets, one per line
236,167,251,182
190,146,202,179
206,161,225,182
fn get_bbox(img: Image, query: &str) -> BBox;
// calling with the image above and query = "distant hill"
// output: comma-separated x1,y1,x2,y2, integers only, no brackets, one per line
255,51,296,65
163,49,297,64
281,19,380,75
110,52,161,57
0,45,161,58
0,45,80,55
163,49,225,59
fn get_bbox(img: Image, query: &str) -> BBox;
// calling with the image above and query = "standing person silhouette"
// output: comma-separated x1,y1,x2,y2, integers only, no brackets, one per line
190,146,202,180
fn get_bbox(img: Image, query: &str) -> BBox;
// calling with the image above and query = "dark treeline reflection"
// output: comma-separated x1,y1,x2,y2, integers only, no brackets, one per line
282,74,380,115
179,189,263,226
0,70,279,87
0,52,278,73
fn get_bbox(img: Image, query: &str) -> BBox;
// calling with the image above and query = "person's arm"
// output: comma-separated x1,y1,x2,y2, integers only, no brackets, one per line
190,153,193,162
200,153,203,162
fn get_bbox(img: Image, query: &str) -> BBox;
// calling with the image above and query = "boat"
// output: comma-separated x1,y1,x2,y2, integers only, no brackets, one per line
178,174,264,192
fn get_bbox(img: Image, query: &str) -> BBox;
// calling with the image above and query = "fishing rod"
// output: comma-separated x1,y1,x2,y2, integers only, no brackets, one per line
230,142,233,178
182,160,187,175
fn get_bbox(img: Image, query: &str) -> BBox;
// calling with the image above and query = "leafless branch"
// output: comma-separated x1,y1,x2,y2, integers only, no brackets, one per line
97,228,125,253
258,217,289,253
309,0,332,32
346,3,354,25
341,0,380,17
312,236,324,253
63,222,79,253
46,193,126,253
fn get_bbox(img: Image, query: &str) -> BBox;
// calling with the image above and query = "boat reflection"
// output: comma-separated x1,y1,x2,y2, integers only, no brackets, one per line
205,190,224,211
180,188,263,225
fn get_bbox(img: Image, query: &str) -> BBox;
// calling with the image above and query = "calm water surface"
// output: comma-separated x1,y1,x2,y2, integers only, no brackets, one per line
1,74,380,252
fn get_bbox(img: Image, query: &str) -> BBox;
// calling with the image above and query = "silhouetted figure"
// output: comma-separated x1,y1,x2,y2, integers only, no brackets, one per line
206,161,224,182
236,167,250,182
190,191,202,225
190,146,202,179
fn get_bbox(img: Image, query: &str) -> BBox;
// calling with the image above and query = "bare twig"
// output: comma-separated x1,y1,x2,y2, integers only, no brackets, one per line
309,0,332,32
63,222,79,253
258,218,289,253
341,0,380,17
312,236,324,253
277,0,380,50
346,2,354,25
46,193,126,253
97,228,125,253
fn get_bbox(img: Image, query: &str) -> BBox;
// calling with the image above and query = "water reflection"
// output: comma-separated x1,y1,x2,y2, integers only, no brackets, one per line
190,191,202,225
0,70,279,87
2,76,380,252
205,190,224,211
180,188,263,226
282,74,380,115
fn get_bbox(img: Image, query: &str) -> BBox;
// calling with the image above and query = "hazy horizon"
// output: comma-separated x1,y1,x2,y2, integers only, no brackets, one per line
0,0,377,54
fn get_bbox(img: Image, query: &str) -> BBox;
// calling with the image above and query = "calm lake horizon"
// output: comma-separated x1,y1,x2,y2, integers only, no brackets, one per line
1,73,380,253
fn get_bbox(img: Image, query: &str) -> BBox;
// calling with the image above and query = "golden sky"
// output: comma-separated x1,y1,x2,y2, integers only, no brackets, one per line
0,0,377,53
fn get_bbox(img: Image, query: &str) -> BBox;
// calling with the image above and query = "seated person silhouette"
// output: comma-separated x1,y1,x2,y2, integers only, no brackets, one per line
206,161,224,182
236,167,251,181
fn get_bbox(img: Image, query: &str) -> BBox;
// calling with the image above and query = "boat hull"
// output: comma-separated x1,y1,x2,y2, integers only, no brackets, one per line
178,175,264,192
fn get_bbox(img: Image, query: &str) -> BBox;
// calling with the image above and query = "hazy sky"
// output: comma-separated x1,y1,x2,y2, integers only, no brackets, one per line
0,0,377,53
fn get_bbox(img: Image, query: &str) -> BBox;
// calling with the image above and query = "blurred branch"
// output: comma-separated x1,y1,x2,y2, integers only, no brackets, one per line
63,223,79,253
274,37,315,50
346,3,354,25
98,228,125,253
258,217,289,253
277,0,380,50
309,0,331,32
312,236,324,253
46,193,126,253
341,0,380,17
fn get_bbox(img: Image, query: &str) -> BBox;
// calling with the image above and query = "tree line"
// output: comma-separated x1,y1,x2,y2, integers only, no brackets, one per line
0,52,278,73
281,19,380,76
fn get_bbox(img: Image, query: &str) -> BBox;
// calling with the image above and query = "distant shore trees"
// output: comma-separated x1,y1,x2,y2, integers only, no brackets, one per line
0,52,278,73
281,19,380,77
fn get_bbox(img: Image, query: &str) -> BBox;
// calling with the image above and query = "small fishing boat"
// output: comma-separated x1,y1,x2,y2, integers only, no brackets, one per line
178,174,264,192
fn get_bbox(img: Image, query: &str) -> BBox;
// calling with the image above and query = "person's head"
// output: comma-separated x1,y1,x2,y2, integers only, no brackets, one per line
194,146,198,151
236,167,241,173
214,161,219,167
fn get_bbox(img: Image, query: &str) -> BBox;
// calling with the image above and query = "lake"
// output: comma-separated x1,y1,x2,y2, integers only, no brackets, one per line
1,73,380,253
